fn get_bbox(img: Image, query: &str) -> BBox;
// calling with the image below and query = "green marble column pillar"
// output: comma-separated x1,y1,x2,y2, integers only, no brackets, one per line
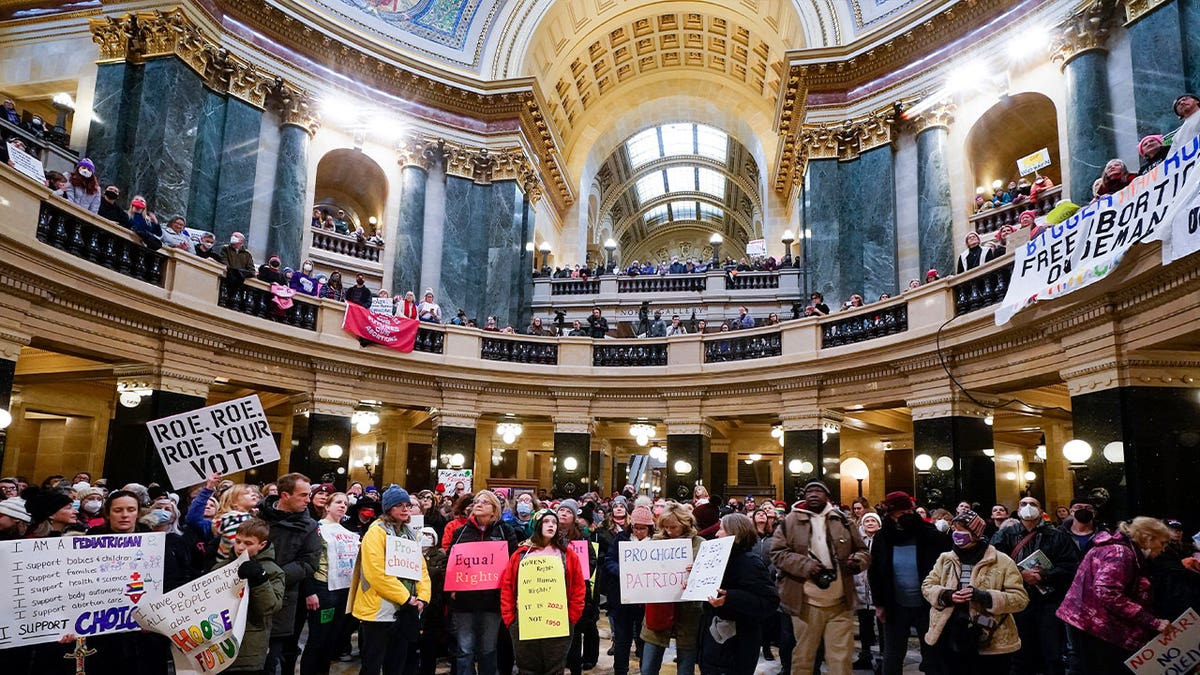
212,99,263,241
802,158,843,303
916,127,955,278
912,416,995,511
1180,0,1200,95
1128,3,1188,140
289,413,352,490
85,61,142,190
128,57,208,219
187,91,229,234
1063,51,1117,202
393,163,427,299
268,123,310,263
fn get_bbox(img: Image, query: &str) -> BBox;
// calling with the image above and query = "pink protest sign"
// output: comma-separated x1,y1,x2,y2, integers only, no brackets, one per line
569,540,590,580
445,541,509,591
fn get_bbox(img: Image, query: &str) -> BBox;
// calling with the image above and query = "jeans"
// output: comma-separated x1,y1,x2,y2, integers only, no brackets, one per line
640,640,696,675
881,604,940,675
359,620,412,675
450,610,501,675
610,603,644,675
1010,600,1065,675
300,583,348,675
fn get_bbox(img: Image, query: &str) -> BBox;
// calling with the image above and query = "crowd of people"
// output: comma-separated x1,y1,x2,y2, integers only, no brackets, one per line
2,470,1196,675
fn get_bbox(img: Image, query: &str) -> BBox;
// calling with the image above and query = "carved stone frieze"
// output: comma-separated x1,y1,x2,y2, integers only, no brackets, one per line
800,105,898,163
553,418,594,435
1050,0,1121,69
430,409,480,429
397,135,541,199
1123,0,1172,24
664,419,714,437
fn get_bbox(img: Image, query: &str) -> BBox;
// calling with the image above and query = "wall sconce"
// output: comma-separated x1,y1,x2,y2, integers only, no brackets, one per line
914,454,934,473
842,457,869,498
319,444,344,459
935,456,954,471
562,456,578,471
674,460,692,474
449,452,465,468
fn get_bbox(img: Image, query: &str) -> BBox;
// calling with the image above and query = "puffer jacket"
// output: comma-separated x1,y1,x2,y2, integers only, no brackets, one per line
349,518,432,622
922,544,1028,655
257,496,322,636
499,544,587,627
213,544,286,672
1056,531,1160,651
769,501,870,615
640,534,706,650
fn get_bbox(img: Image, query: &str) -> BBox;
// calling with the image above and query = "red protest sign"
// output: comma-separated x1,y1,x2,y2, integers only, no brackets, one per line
342,301,419,352
445,541,509,591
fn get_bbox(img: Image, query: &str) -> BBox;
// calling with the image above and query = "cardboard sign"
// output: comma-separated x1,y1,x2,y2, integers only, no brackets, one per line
134,553,250,674
0,533,166,648
745,239,766,257
445,540,509,591
617,538,694,604
369,297,394,315
1016,147,1052,176
1125,608,1200,674
7,143,45,184
146,395,280,490
568,540,590,580
410,514,424,531
385,536,424,581
320,522,360,591
680,536,734,601
438,469,473,496
518,555,570,640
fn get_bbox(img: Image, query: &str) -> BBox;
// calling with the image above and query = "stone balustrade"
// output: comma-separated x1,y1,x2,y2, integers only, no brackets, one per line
969,186,1063,235
310,228,383,263
953,261,1014,315
481,335,559,364
36,199,167,287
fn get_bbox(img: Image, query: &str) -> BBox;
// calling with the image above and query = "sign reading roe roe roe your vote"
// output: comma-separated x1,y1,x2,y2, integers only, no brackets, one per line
148,395,280,489
618,538,694,604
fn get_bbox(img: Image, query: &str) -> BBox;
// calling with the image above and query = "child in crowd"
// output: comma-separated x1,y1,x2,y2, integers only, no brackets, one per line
215,518,286,672
213,483,261,560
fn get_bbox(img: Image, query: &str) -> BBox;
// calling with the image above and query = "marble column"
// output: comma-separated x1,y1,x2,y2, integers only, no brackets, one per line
783,430,822,504
915,125,955,278
432,412,478,489
103,369,210,490
393,163,427,298
1054,2,1120,203
911,406,995,511
211,99,263,241
1184,0,1200,93
0,356,14,467
289,412,352,490
486,181,529,327
1127,3,1187,140
665,421,711,503
855,146,898,300
802,158,843,303
186,91,229,234
552,422,591,499
419,153,447,296
267,123,310,263
86,61,142,190
129,57,207,219
440,175,491,320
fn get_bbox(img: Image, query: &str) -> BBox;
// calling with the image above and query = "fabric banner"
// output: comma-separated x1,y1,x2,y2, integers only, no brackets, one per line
445,540,509,591
617,539,694,604
1124,608,1200,674
342,301,419,352
996,134,1200,325
679,536,734,602
134,553,250,675
320,522,360,591
517,555,570,640
0,533,166,648
146,395,280,490
385,536,424,581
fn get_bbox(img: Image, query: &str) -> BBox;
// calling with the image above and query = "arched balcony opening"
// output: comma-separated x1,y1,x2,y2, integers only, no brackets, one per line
310,149,390,280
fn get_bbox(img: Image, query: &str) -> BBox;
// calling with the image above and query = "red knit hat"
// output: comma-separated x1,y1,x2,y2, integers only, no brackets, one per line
881,491,914,513
630,505,654,526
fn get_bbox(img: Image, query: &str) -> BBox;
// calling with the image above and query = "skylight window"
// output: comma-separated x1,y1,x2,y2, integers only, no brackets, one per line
643,204,669,224
665,167,695,192
626,128,661,168
660,123,694,157
635,173,666,202
624,123,729,168
696,125,728,162
697,168,725,198
698,202,724,221
670,201,697,220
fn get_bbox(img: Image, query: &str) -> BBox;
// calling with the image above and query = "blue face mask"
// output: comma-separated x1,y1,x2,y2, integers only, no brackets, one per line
72,499,81,512
951,531,974,548
1193,532,1200,551
517,503,532,517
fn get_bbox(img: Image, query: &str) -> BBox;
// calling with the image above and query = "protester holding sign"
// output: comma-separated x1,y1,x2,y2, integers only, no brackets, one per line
350,485,431,675
640,502,706,675
605,505,654,675
212,519,286,672
300,492,360,675
558,499,601,675
696,513,779,675
1056,517,1175,674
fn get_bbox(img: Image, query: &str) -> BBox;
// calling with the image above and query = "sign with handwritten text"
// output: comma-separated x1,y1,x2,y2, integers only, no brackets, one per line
320,523,360,591
146,395,280,489
445,540,509,591
568,540,590,580
1125,608,1200,674
385,536,424,581
680,536,734,601
518,555,570,639
0,533,165,648
618,539,693,604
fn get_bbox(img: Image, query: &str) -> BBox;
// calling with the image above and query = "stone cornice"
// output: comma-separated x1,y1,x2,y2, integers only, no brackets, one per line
1123,0,1170,24
310,395,357,417
429,410,480,429
907,394,992,420
552,419,594,435
1050,0,1121,69
0,330,31,361
664,419,714,438
115,363,212,398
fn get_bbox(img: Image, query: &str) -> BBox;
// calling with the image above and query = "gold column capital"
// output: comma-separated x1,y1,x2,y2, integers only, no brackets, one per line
1050,0,1121,70
906,100,957,135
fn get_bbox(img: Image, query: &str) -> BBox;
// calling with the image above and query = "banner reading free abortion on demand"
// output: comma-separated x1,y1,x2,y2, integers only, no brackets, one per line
997,134,1200,325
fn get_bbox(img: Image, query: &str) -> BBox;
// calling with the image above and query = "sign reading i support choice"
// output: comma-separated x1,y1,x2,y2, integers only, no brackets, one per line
147,395,280,489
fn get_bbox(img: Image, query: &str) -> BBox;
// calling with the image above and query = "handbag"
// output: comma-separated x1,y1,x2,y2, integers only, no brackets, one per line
644,602,676,632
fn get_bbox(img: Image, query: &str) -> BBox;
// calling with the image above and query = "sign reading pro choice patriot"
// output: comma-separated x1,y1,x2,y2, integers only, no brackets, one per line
618,539,693,603
147,395,280,489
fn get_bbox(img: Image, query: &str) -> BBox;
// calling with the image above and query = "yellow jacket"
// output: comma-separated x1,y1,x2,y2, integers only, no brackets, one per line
349,518,432,622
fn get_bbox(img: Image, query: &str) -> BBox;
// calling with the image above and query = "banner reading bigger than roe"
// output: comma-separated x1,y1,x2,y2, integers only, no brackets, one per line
147,395,281,490
618,539,694,604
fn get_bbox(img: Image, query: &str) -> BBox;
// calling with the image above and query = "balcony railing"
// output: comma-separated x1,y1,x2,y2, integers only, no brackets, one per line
821,303,908,347
36,200,166,287
415,327,445,354
954,261,1014,315
550,279,600,295
618,275,707,293
481,337,559,364
726,272,780,290
970,186,1063,235
218,278,319,330
311,229,382,263
593,342,668,367
704,332,783,362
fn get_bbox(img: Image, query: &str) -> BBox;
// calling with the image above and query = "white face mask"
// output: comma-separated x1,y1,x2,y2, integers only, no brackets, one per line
1018,504,1041,521
348,495,358,506
78,168,93,178
82,500,102,514
303,265,313,273
935,519,951,533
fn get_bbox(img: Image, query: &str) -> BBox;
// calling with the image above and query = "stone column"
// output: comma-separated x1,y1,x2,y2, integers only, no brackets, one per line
1126,0,1188,139
909,103,956,279
0,332,28,469
1184,0,1200,93
211,99,264,241
289,398,353,490
801,158,843,303
665,419,711,502
552,419,592,499
780,410,834,505
419,141,448,295
432,411,478,490
103,366,211,490
393,142,428,298
909,395,995,511
1052,0,1120,203
85,61,140,191
187,90,230,234
267,98,318,264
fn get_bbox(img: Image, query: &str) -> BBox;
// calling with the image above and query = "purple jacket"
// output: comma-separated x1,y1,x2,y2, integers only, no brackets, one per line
1056,531,1158,651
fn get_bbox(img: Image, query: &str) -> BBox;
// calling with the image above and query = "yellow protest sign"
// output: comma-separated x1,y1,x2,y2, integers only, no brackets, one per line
518,555,570,640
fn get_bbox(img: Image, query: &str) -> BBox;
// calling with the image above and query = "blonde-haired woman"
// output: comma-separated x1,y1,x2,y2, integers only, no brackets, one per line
212,483,260,560
1057,517,1175,674
641,502,705,675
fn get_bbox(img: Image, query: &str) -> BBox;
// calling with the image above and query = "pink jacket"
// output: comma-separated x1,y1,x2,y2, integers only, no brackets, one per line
1056,531,1158,651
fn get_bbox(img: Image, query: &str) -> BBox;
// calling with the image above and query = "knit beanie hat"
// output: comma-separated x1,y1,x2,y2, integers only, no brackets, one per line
28,490,72,524
630,505,654,526
382,485,411,512
612,495,629,509
882,491,914,513
0,496,30,523
860,512,882,528
1139,134,1165,156
952,510,987,539
558,498,580,516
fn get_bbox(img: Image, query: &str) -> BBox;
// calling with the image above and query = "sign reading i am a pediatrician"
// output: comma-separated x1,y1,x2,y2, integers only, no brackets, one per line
146,395,280,489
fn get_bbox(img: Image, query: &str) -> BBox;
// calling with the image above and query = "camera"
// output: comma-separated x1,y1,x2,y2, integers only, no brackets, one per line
812,568,838,590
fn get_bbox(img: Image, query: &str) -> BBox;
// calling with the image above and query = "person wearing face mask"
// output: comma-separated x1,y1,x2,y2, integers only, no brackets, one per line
77,484,107,529
65,157,101,213
922,511,1029,674
989,497,1079,675
1056,517,1176,674
866,491,951,675
258,255,286,284
503,491,537,537
217,231,256,283
1059,496,1099,553
97,184,131,227
931,509,954,534
345,273,373,308
291,258,320,296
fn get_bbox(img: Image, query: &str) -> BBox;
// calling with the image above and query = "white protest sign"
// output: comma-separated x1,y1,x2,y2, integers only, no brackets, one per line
147,395,280,489
320,522,361,591
370,297,394,315
618,538,693,604
410,514,424,531
1162,136,1200,265
996,134,1200,325
386,536,424,581
679,536,734,602
438,469,473,495
0,532,166,648
1017,148,1052,176
1125,608,1200,674
134,553,250,675
7,143,45,183
745,239,766,257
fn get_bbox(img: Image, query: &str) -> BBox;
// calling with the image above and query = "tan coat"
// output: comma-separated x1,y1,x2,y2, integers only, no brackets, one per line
921,545,1029,655
769,504,871,616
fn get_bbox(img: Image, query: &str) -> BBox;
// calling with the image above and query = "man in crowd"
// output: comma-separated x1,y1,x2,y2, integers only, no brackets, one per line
98,185,130,227
218,232,256,282
345,273,372,308
647,310,666,338
956,231,989,274
0,494,30,540
258,472,322,675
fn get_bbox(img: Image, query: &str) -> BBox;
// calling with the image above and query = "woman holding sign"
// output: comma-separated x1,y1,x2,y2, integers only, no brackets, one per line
499,510,587,675
640,503,706,675
301,492,360,675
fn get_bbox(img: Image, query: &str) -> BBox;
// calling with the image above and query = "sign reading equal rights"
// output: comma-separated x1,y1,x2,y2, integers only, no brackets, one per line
445,540,509,591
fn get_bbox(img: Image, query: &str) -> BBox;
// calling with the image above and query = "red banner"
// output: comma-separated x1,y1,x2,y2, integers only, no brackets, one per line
342,301,419,353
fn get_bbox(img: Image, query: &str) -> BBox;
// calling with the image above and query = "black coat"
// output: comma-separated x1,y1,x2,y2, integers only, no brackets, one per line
344,284,373,308
258,496,322,635
990,521,1079,603
697,543,780,675
587,314,609,338
446,516,519,612
867,516,950,610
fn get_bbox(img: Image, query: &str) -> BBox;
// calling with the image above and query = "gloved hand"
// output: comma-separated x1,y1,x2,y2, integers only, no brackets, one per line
971,587,993,608
238,559,268,587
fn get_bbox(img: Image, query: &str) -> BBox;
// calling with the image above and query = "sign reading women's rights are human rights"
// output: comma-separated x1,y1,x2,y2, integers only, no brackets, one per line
997,134,1200,325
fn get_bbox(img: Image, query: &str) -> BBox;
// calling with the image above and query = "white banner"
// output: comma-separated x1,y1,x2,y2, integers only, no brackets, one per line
996,134,1200,325
385,536,424,581
134,553,250,675
320,522,360,591
0,533,166,648
745,239,766,257
369,298,394,315
617,538,694,604
147,395,281,489
7,143,45,183
679,536,734,602
437,469,473,496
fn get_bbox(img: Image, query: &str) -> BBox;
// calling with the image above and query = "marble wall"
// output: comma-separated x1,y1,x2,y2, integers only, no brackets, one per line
916,128,955,279
1065,51,1118,204
268,124,310,263
213,99,263,241
393,164,427,298
913,416,995,511
1185,0,1200,94
803,158,842,303
86,62,138,190
1128,6,1187,140
130,58,207,219
187,91,228,234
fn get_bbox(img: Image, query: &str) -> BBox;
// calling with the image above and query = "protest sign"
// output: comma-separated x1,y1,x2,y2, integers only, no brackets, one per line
7,143,45,184
369,297,394,315
437,469,473,495
320,522,360,591
410,514,424,531
746,239,766,257
618,538,693,604
146,395,280,490
342,302,419,352
445,540,509,591
996,134,1200,325
386,536,424,581
134,553,249,675
1162,136,1200,265
680,536,735,602
568,540,590,580
1017,148,1051,176
0,533,165,648
1125,608,1200,674
518,555,570,640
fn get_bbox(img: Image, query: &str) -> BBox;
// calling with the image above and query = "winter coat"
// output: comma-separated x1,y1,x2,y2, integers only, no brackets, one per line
922,544,1028,655
257,496,322,636
445,515,519,612
349,517,432,623
769,502,870,615
499,544,588,627
990,521,1079,603
854,533,874,609
868,516,950,610
640,534,706,650
1056,531,1161,651
603,529,641,606
213,544,285,671
697,543,780,674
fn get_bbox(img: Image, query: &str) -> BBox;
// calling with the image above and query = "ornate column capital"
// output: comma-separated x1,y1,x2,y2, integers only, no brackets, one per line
429,409,479,430
1124,0,1172,24
778,409,844,432
1051,0,1121,70
273,88,321,136
114,363,211,399
664,418,714,437
906,100,957,135
799,104,899,163
906,393,994,420
0,331,31,361
553,418,594,435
